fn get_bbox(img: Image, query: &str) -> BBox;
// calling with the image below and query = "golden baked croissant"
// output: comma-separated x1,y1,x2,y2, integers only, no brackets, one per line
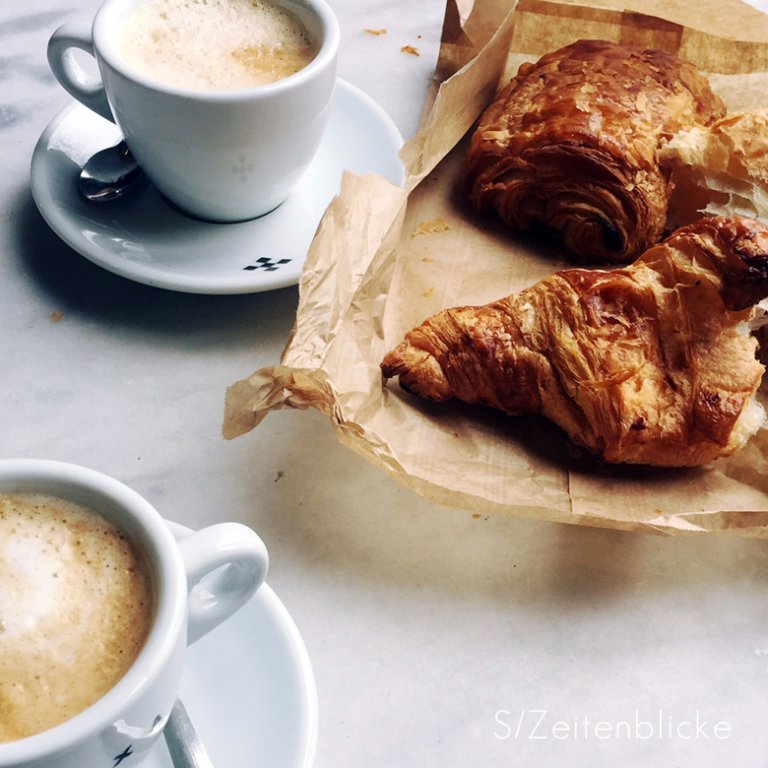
381,216,768,467
462,39,726,263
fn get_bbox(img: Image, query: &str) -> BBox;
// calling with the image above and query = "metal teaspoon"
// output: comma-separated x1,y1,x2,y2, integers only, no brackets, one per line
78,139,145,202
163,697,215,768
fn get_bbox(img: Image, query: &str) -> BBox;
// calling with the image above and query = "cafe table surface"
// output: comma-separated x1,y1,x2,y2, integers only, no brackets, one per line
4,0,768,766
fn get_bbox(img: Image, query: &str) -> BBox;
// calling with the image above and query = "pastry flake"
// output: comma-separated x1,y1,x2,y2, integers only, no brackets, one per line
662,108,768,227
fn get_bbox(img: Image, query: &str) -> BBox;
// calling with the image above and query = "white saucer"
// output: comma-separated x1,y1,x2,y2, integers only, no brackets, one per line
145,521,318,768
30,79,404,294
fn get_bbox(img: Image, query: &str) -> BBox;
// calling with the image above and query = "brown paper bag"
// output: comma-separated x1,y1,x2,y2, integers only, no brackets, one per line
224,0,768,537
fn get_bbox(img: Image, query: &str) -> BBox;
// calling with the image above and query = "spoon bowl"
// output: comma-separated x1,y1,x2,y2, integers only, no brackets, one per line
79,139,145,201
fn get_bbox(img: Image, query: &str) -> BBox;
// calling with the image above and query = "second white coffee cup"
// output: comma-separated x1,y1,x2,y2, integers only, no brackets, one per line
0,459,268,768
47,0,340,222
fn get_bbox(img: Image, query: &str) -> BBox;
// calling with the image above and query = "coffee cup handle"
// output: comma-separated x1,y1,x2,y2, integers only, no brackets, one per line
177,523,269,645
47,22,115,123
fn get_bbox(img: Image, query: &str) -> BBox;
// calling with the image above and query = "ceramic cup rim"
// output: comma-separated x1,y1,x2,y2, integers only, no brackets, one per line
0,458,187,765
91,0,341,103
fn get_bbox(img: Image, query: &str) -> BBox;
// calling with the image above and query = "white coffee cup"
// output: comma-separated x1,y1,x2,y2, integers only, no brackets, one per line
47,0,340,222
0,458,268,768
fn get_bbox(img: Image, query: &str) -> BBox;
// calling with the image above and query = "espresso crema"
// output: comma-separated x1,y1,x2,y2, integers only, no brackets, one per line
0,494,154,744
119,0,318,90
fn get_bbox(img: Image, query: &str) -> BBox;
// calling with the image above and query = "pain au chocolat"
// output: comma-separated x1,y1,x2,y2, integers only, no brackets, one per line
381,216,768,467
461,39,726,263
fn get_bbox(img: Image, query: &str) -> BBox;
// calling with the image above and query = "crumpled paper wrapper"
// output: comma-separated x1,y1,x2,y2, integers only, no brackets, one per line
224,0,768,536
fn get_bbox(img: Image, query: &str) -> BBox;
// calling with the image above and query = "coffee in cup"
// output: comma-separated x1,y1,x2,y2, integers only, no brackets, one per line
0,493,154,744
119,0,319,90
48,0,340,222
0,459,268,768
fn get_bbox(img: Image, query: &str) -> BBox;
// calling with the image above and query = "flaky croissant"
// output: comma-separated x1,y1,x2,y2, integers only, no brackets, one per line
661,108,768,227
381,216,768,467
462,39,726,263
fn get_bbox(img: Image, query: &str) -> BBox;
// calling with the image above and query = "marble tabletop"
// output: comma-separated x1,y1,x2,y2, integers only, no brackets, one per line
4,1,768,766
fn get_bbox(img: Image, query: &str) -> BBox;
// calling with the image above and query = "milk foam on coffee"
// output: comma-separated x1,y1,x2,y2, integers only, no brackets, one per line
0,494,154,744
120,0,318,90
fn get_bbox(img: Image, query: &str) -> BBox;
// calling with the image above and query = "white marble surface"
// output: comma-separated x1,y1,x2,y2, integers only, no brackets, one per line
4,1,768,767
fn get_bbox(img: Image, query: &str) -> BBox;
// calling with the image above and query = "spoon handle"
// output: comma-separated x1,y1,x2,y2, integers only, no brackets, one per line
164,697,215,768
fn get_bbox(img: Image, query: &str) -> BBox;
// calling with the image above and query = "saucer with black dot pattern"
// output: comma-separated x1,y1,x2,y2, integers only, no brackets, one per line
30,79,404,294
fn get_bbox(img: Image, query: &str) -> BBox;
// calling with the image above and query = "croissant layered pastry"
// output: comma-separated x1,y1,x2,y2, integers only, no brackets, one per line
381,216,768,467
661,109,768,227
462,39,726,263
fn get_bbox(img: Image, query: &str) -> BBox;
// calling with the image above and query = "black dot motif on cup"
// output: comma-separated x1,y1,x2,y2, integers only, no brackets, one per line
113,745,134,767
232,154,255,181
243,257,293,272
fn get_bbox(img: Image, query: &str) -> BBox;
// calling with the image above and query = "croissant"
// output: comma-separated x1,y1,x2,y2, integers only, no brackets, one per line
660,108,768,227
381,216,768,467
462,39,726,263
